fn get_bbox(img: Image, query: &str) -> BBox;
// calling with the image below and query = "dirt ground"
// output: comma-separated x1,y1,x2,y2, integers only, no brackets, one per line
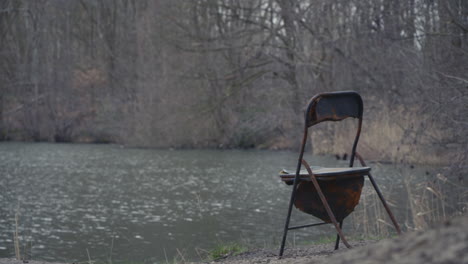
313,216,468,264
212,215,468,264
206,240,374,264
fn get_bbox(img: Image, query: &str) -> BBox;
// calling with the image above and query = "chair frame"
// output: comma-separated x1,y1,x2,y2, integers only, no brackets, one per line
279,91,401,257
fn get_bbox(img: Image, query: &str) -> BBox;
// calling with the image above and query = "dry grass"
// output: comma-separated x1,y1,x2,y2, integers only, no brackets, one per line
307,100,467,237
13,213,20,260
310,104,461,166
347,167,467,238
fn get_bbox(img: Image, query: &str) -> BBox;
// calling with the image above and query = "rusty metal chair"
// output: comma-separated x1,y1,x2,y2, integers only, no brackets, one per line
278,91,401,257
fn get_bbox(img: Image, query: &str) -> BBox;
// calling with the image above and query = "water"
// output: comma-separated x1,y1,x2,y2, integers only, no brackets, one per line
0,143,432,263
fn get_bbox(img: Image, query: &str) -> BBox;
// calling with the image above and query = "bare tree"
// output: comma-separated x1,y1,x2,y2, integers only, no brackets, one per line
0,0,465,167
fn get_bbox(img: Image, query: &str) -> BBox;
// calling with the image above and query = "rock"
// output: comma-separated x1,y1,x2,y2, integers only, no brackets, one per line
314,216,468,264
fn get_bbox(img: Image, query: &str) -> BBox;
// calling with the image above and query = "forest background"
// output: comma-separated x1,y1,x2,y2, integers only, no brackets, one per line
0,0,466,168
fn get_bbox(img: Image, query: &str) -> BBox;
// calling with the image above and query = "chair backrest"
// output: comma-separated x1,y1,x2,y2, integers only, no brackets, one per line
301,91,363,167
305,91,363,127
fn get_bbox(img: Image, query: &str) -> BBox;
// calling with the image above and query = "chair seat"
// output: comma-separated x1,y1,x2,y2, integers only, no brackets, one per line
279,166,371,184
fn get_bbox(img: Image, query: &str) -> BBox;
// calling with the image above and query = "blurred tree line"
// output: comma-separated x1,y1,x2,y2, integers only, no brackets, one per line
0,0,466,165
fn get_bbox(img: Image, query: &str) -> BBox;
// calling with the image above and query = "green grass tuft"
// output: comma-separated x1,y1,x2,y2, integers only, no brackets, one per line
208,242,247,260
298,235,337,246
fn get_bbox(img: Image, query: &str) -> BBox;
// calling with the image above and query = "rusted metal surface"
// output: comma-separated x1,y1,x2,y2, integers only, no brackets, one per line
279,126,309,258
280,166,370,183
305,91,363,127
334,220,343,250
305,91,363,167
279,91,364,257
300,159,352,249
279,91,401,258
279,166,368,221
294,175,364,222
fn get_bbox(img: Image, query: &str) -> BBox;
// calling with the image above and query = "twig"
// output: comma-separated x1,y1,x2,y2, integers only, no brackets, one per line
14,213,21,260
195,247,209,261
163,247,169,264
437,71,468,84
86,248,93,264
176,248,187,263
108,236,114,264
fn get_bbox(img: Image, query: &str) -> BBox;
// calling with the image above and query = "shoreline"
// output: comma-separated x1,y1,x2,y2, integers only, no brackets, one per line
0,141,450,167
2,215,467,264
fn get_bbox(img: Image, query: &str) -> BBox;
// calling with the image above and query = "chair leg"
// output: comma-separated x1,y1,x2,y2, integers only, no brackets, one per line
367,174,402,234
334,220,343,250
355,153,402,235
301,159,352,249
279,176,300,257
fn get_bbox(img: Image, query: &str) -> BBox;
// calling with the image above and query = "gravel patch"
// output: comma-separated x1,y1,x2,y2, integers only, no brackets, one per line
207,240,376,264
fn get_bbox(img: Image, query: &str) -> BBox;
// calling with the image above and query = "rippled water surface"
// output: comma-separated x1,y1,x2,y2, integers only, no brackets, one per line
0,143,430,263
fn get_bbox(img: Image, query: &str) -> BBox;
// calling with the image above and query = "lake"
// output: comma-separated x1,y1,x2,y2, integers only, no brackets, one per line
0,143,431,263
